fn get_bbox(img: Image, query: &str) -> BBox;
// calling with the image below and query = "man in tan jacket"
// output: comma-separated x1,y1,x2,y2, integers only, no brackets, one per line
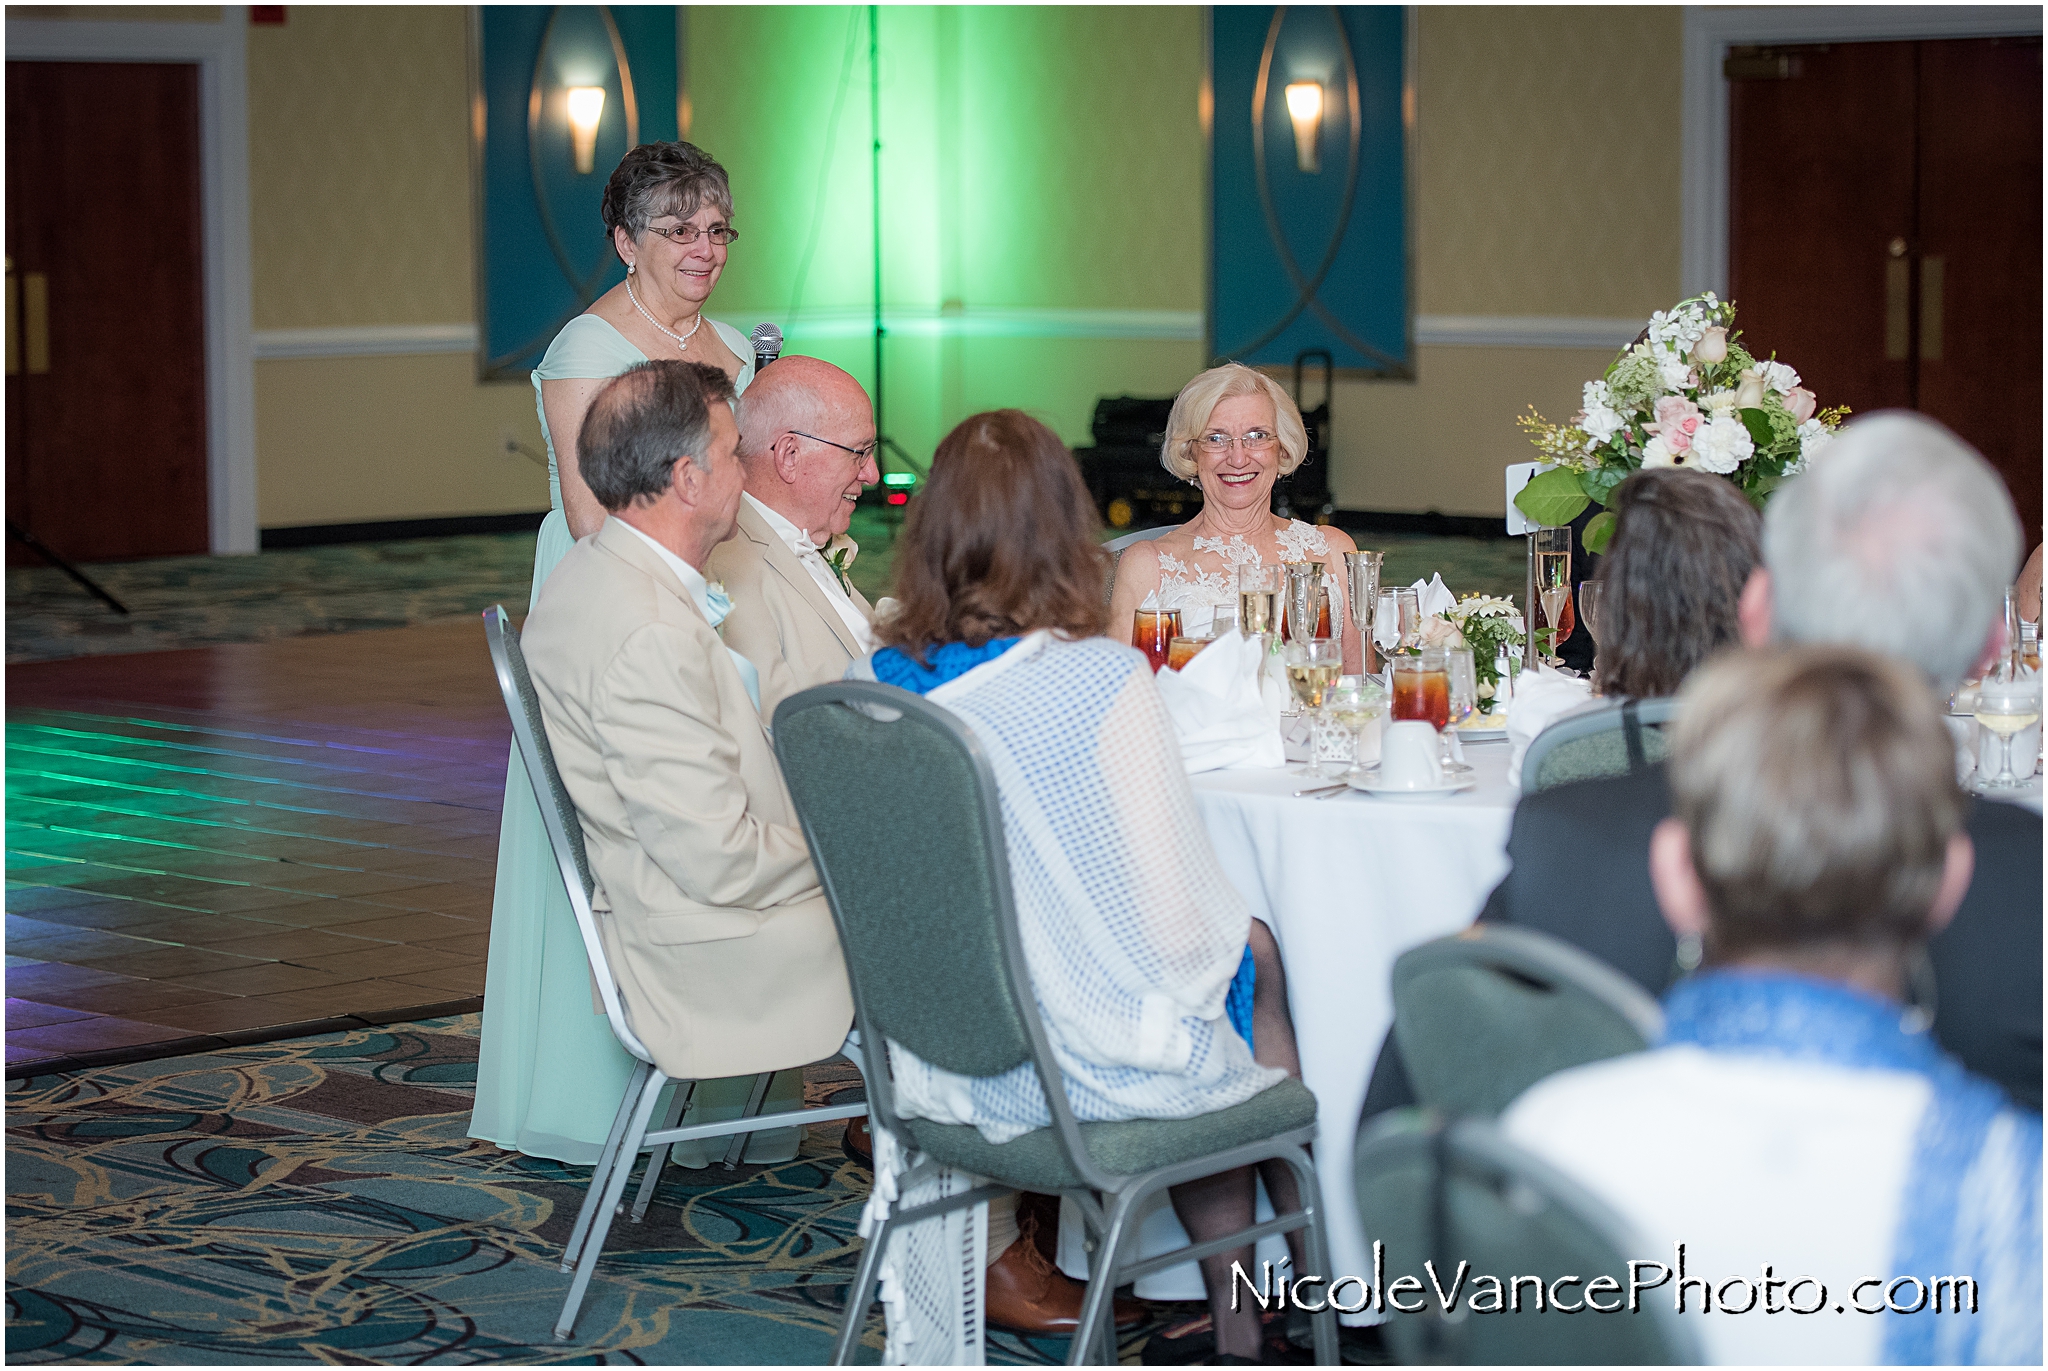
706,356,880,717
520,359,852,1085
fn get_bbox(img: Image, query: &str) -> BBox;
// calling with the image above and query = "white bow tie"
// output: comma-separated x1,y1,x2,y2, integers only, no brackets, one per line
788,530,826,561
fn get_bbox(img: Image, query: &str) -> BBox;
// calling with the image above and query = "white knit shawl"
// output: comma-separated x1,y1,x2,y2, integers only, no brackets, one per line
862,631,1284,1144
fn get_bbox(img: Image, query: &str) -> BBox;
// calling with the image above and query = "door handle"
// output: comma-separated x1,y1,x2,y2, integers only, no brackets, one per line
22,271,50,374
1884,238,1910,361
1919,256,1945,362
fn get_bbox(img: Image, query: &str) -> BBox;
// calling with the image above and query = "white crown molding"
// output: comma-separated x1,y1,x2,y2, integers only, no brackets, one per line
9,11,257,554
249,311,1650,360
1413,315,1644,350
254,324,482,359
1682,5,2042,299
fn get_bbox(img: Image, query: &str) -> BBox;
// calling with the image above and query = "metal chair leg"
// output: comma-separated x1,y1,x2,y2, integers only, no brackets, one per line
559,1060,654,1273
832,1211,894,1365
555,1068,668,1341
1281,1147,1340,1366
719,1070,776,1169
630,1080,693,1224
1069,1190,1144,1367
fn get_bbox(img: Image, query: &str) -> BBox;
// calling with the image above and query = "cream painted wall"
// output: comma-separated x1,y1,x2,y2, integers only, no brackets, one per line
28,5,1684,527
254,354,546,528
1328,5,1683,516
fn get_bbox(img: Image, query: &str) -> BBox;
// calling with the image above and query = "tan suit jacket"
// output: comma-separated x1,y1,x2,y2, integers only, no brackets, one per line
521,518,853,1082
705,499,874,719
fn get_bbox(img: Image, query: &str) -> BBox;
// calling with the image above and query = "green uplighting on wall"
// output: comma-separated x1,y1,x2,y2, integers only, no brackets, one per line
688,6,1211,470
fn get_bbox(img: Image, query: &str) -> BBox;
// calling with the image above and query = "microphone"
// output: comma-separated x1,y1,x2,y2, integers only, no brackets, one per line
750,322,783,376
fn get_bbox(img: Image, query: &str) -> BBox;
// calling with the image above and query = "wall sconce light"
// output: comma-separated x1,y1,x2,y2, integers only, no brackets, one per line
566,85,606,174
1284,80,1323,174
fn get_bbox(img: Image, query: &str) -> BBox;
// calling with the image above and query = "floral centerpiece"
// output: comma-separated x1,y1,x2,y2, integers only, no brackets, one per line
1514,293,1848,553
1423,594,1526,711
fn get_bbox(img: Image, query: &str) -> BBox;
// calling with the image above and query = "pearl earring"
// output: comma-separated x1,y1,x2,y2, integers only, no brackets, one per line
626,263,636,275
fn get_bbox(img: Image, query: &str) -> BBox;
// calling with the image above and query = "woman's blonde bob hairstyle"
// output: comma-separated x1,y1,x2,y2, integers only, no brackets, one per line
1159,363,1310,482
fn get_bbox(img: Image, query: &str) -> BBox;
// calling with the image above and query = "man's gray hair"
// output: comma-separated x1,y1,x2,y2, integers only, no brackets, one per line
1765,411,2021,691
577,360,735,512
734,381,823,464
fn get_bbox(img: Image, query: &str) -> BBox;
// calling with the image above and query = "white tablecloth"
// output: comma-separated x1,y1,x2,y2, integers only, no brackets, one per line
1057,741,1520,1308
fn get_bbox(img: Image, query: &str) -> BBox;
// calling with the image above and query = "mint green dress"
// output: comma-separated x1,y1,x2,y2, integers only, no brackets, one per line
469,315,803,1167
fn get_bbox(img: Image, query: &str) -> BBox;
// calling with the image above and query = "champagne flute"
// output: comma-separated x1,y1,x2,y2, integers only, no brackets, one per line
1237,564,1283,641
1441,646,1478,775
1533,526,1573,667
1973,668,2042,791
1578,579,1604,643
1283,561,1326,647
1345,550,1384,676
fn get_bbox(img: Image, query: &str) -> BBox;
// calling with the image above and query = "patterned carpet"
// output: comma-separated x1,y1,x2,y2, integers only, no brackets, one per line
4,1014,1166,1366
5,514,1513,667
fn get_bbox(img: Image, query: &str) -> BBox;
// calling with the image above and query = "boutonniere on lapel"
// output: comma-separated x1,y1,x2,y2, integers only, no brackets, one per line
821,534,858,594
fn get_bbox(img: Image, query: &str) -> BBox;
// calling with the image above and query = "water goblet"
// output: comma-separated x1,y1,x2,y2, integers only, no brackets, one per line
1973,668,2042,791
1578,579,1604,644
1440,646,1478,775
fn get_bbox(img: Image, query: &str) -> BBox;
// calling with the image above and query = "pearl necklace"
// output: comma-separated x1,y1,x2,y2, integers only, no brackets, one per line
625,274,703,354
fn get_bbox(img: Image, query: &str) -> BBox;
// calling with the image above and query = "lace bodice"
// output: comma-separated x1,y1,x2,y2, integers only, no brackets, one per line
1155,520,1346,628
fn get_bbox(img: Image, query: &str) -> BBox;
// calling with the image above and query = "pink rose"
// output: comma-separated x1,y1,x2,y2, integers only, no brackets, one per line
1782,387,1818,424
1651,396,1703,453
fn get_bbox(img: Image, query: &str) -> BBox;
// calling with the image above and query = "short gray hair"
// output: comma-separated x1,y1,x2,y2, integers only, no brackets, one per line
577,360,735,511
1671,645,1964,956
1765,411,2021,691
1159,363,1309,481
599,141,734,245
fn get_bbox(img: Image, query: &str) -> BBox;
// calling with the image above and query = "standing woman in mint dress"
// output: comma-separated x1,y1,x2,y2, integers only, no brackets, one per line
470,141,765,1165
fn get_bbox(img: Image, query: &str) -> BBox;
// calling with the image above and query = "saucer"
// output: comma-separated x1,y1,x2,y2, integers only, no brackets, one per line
1456,722,1508,741
1346,766,1476,797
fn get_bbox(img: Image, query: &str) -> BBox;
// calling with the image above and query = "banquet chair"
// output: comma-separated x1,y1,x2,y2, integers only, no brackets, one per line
1352,1109,1701,1364
481,606,871,1342
1103,526,1172,603
1520,697,1680,793
773,680,1340,1367
1389,924,1661,1119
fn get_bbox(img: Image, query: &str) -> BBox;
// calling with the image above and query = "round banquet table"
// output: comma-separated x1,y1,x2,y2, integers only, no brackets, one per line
1056,737,1520,1311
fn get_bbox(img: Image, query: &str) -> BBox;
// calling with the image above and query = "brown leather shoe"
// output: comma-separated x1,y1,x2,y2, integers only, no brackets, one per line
984,1236,1147,1335
841,1116,873,1169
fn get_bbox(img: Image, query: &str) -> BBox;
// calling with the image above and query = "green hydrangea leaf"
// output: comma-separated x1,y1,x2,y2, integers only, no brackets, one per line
1582,510,1618,556
1514,467,1591,528
1739,407,1776,450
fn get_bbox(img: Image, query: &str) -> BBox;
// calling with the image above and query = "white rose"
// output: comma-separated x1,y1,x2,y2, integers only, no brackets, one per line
1689,416,1754,474
1701,389,1738,418
1757,360,1800,395
1581,381,1626,445
1641,434,1679,469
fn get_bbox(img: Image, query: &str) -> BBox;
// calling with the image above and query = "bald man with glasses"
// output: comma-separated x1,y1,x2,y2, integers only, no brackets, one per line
706,355,882,718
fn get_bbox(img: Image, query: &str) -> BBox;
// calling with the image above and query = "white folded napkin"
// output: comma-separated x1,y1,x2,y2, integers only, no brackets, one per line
1154,631,1286,773
1374,574,1458,650
1505,665,1596,787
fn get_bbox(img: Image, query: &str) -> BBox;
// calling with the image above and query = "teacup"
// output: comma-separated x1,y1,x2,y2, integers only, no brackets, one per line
1379,721,1444,789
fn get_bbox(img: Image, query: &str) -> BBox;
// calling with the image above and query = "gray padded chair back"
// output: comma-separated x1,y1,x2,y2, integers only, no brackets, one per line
1521,697,1679,793
1354,1110,1703,1365
1391,924,1660,1118
772,681,1036,1080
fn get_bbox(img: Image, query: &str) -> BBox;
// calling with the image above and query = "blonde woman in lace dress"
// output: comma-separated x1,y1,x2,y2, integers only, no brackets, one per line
1108,363,1365,673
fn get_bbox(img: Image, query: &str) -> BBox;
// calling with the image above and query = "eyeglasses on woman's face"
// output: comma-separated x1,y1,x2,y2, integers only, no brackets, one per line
644,220,739,247
1193,429,1278,455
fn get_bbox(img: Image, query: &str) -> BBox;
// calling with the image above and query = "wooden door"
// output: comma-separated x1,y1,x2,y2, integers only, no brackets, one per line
6,61,209,563
1916,37,2042,549
1729,37,2043,551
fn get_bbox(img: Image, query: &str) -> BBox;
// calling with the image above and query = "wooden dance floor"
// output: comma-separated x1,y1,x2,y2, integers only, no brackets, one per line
6,618,512,1077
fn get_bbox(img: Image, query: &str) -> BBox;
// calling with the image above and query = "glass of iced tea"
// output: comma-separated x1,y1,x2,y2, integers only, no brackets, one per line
1134,607,1182,672
1166,635,1210,672
1390,648,1452,730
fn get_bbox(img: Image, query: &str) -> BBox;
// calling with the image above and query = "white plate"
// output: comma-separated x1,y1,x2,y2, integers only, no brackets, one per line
1346,767,1476,797
1456,724,1508,742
